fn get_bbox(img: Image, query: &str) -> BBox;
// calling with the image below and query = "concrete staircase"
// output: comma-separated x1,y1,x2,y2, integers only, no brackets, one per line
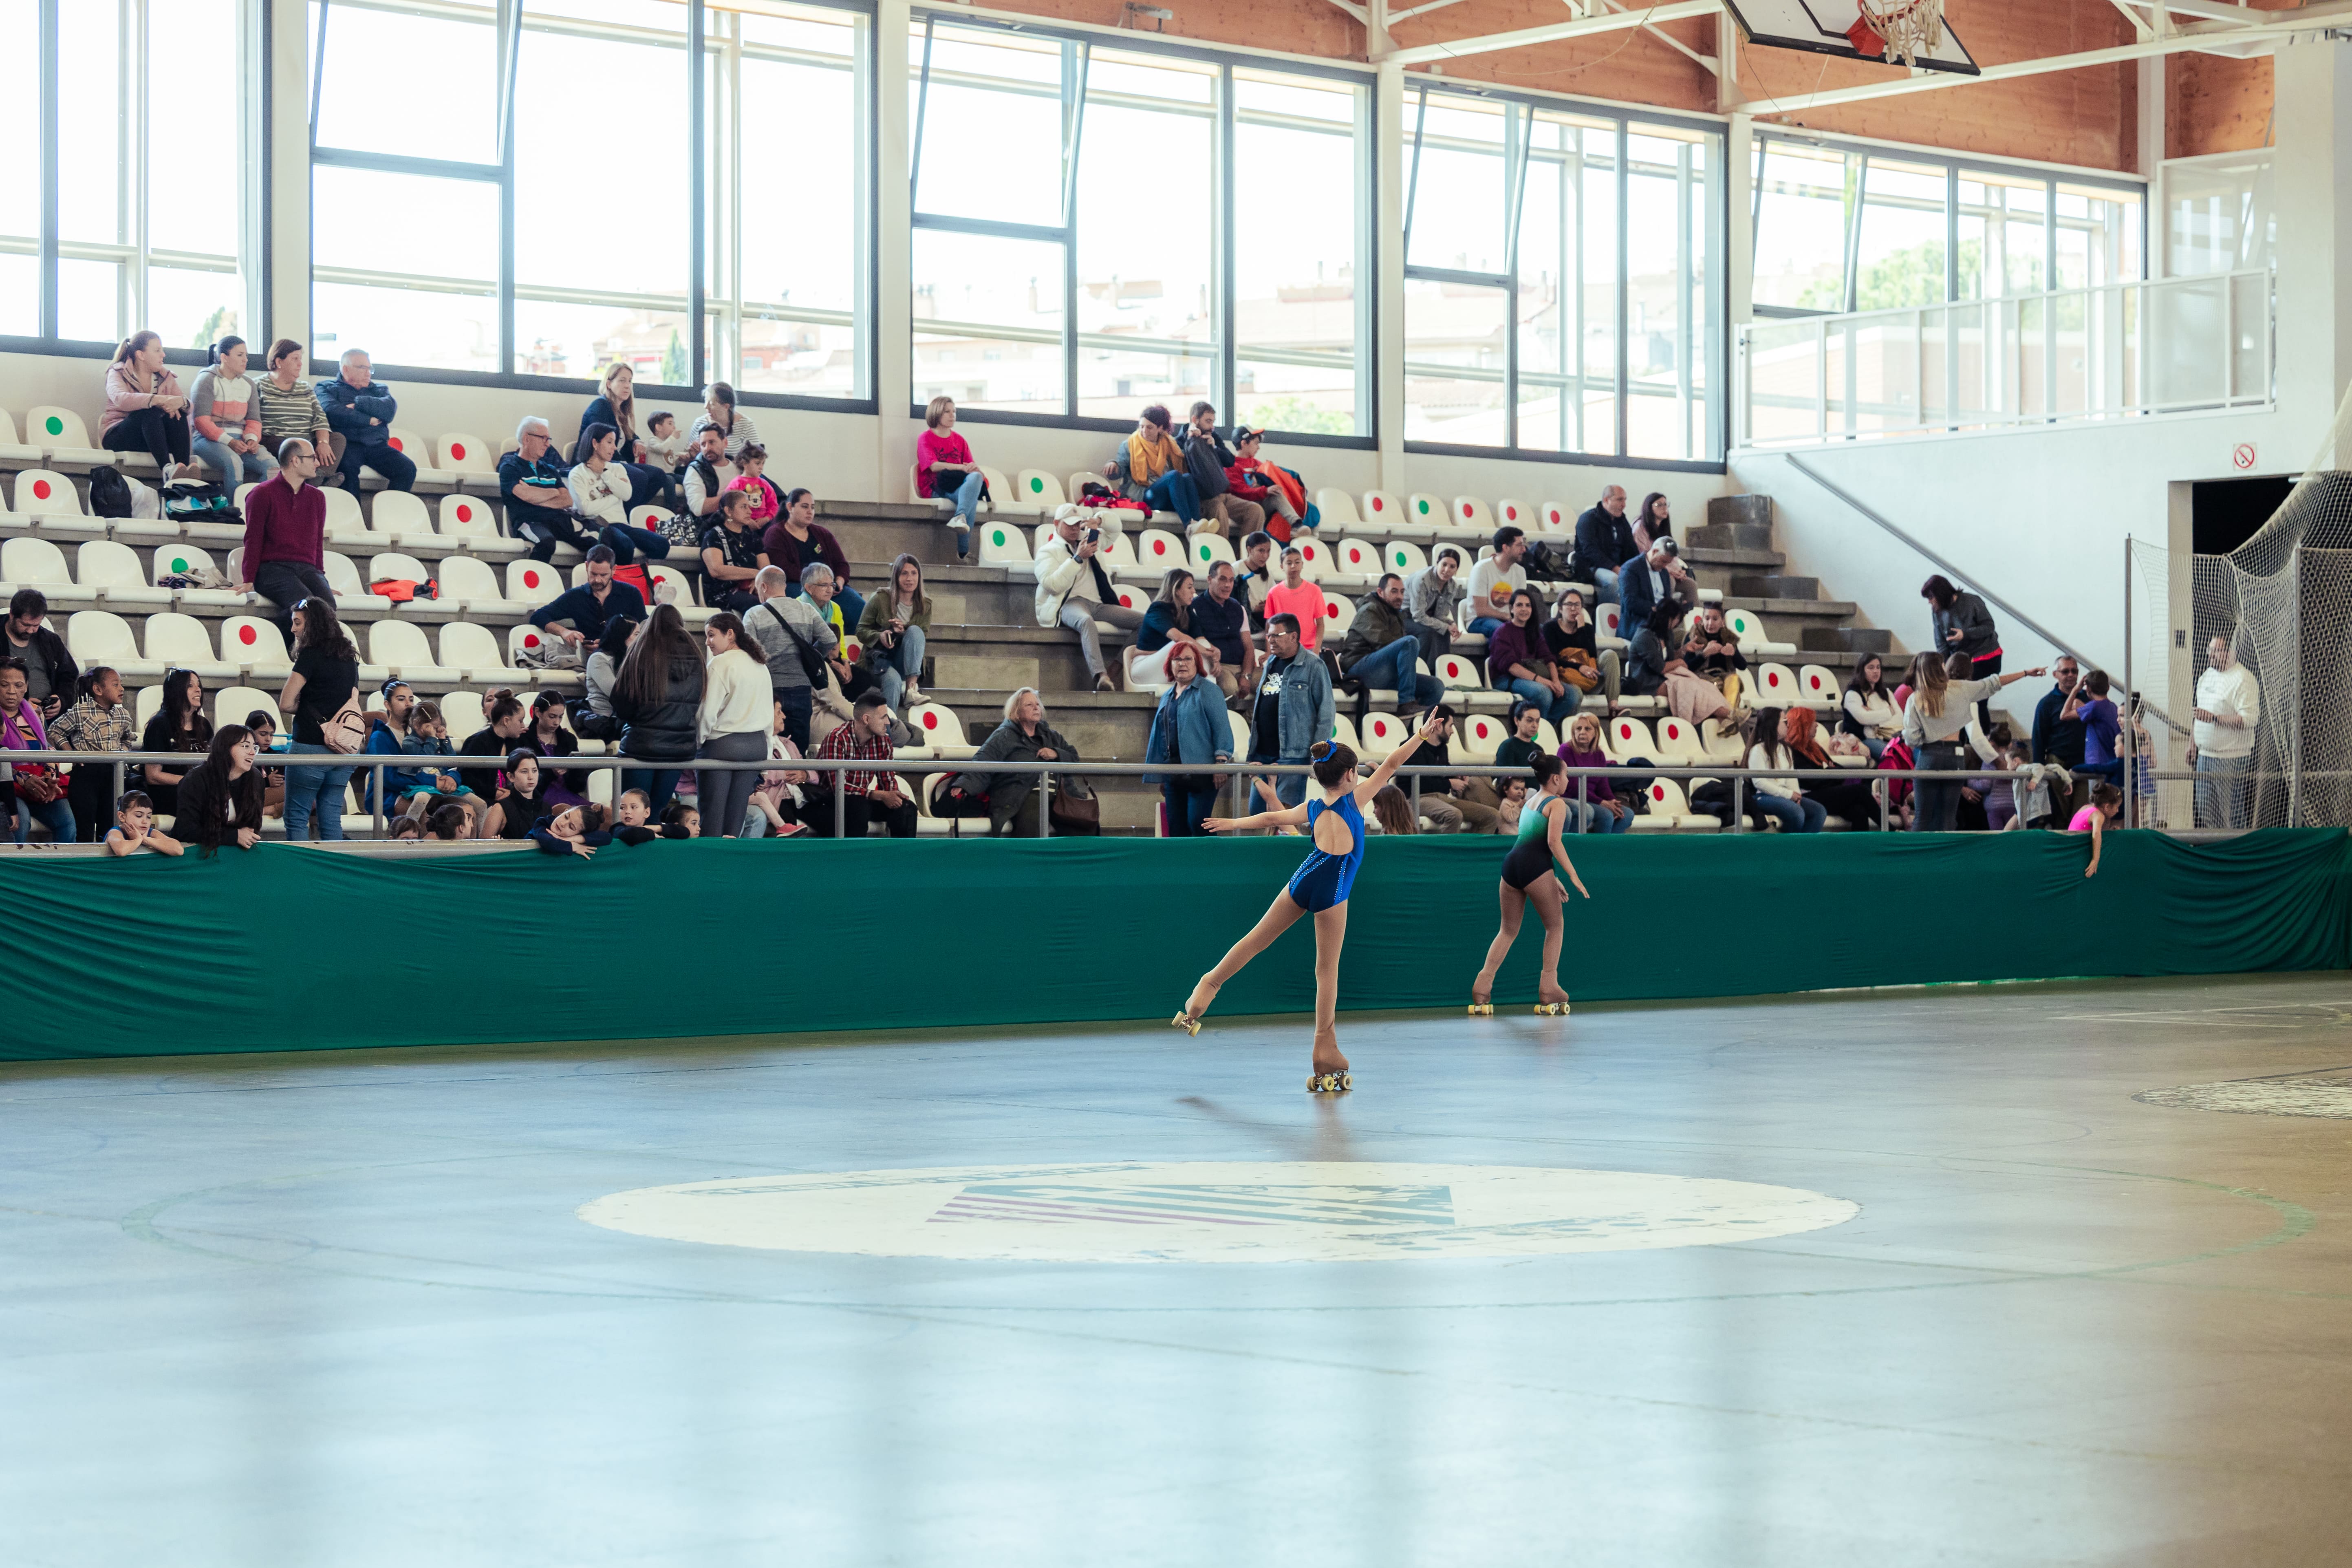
1684,494,1904,679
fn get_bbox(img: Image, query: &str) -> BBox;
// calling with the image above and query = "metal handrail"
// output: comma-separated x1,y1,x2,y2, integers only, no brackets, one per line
4,747,2053,839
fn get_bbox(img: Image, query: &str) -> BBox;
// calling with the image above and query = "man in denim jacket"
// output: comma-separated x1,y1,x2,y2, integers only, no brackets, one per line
1245,612,1335,807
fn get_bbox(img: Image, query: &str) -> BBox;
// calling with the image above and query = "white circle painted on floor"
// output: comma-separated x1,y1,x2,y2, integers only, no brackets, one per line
579,1162,1859,1264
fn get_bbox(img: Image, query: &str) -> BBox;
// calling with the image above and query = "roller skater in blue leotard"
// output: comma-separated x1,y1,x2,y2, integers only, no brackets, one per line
1173,715,1441,1091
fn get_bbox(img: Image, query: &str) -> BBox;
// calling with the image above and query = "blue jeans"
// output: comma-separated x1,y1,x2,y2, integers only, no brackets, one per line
1562,794,1632,834
1162,778,1222,837
1588,566,1622,606
335,438,415,494
597,523,671,567
1145,472,1202,526
192,435,279,489
619,461,668,508
794,584,866,634
2195,752,2253,829
1468,616,1505,640
1347,636,1444,710
7,792,75,842
2078,758,2125,789
1502,678,1579,725
875,624,927,708
282,741,355,840
944,470,983,555
1753,793,1827,833
621,766,683,815
773,686,812,752
1253,750,1307,808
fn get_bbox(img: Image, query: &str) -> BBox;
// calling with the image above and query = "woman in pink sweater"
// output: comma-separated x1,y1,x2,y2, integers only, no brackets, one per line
915,395,984,557
190,336,279,490
99,330,192,481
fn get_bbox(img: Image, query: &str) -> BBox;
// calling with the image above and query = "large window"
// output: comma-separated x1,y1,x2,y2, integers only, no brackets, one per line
308,0,871,401
1403,85,1719,465
1750,132,2145,318
908,14,1369,439
5,0,255,349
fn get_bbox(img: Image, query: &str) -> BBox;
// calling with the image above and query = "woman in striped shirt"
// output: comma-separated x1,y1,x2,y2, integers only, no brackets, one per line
255,338,334,467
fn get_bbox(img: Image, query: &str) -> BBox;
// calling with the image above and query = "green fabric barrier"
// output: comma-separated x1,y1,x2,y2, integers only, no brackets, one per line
5,829,2347,1061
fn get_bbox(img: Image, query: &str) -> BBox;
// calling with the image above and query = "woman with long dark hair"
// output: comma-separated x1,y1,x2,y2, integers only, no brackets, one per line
1177,716,1442,1092
857,553,933,710
1468,753,1590,1015
567,422,671,568
1841,652,1899,757
1133,567,1218,689
137,667,213,816
278,596,361,840
696,609,771,838
1632,491,1672,551
175,725,268,853
611,602,705,812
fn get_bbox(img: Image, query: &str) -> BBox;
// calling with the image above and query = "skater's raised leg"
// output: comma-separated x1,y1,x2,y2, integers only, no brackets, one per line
1472,882,1526,1008
1311,904,1349,1076
1181,890,1307,1024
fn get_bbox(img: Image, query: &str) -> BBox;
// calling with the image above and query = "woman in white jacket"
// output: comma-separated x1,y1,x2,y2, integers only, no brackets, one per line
695,611,771,838
568,423,635,529
1032,503,1143,692
1744,706,1827,832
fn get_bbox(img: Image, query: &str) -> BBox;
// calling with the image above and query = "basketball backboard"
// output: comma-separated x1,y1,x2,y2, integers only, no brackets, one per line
1723,0,1979,76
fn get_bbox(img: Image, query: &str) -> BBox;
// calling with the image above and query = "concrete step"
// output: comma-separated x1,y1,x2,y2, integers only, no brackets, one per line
1718,595,1857,626
1799,624,1896,655
1704,495,1774,532
1682,545,1782,571
1728,574,1822,600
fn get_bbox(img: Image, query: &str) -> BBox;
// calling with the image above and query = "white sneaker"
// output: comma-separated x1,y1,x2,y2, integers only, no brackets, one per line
904,684,928,706
946,515,970,531
160,462,179,486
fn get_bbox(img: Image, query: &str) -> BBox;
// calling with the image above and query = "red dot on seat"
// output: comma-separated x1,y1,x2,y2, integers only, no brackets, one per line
33,480,51,500
450,443,467,460
456,504,473,523
1370,497,1383,511
524,634,540,648
389,437,403,451
523,570,540,589
922,712,937,730
1461,504,1473,518
239,625,256,645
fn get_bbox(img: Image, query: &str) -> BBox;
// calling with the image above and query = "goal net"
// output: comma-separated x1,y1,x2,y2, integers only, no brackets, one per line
2128,386,2352,828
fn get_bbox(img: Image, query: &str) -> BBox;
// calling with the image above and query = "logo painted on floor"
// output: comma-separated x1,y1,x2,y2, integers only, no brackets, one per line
2138,1068,2352,1119
578,1162,1860,1263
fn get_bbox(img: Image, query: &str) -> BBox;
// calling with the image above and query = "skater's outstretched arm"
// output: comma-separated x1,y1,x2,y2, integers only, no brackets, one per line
1546,798,1590,898
1205,802,1309,833
1352,715,1445,807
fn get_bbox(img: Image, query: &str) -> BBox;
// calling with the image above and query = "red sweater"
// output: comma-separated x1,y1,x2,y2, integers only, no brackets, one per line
241,476,326,571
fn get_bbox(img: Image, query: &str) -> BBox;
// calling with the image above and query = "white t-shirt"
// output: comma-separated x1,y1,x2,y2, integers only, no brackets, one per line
1467,557,1526,620
1746,743,1800,798
2193,663,2260,758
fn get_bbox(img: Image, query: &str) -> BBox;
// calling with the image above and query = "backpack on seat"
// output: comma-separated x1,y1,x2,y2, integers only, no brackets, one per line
88,467,133,518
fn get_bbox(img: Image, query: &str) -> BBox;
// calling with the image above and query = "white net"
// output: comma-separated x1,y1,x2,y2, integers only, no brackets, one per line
2127,385,2352,828
1858,0,1945,69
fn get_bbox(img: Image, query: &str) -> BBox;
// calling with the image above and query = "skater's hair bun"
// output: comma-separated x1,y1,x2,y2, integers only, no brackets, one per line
1528,754,1564,789
1308,741,1358,788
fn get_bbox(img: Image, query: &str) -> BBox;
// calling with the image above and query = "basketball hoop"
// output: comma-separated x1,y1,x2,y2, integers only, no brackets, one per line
1847,0,1943,68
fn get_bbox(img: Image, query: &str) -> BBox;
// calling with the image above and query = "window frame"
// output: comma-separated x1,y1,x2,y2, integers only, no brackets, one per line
2,0,264,370
1749,128,2148,322
302,0,879,411
1400,79,1726,474
908,9,1375,450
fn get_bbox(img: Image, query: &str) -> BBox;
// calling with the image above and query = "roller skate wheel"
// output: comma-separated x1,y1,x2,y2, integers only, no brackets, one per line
1170,1012,1201,1036
1468,1003,1493,1016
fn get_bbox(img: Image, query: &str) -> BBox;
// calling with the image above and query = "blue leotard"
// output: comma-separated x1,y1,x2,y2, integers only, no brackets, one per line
1285,793,1366,913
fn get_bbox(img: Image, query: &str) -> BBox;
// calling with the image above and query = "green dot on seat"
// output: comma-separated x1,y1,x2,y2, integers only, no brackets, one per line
170,557,187,571
45,416,63,435
990,529,1005,547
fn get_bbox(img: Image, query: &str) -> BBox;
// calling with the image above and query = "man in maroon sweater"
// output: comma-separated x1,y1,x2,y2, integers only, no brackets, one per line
235,437,334,635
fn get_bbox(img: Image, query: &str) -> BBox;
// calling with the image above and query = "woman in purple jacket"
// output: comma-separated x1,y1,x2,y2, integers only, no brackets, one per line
1556,711,1632,834
1487,588,1577,726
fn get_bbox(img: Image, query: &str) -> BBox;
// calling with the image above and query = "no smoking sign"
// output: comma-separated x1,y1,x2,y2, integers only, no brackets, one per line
2233,442,2257,470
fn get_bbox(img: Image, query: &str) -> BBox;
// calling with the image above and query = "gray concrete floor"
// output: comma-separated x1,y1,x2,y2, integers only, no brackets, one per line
5,973,2352,1568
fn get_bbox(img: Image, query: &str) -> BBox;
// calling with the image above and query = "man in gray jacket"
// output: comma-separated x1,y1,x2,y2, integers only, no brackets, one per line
1246,612,1335,807
745,565,836,750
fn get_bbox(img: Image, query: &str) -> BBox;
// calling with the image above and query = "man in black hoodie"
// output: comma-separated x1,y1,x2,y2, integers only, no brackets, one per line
1572,485,1636,606
4,589,79,723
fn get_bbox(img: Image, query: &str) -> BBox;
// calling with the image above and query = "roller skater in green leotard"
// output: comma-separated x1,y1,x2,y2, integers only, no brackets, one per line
1470,754,1589,1015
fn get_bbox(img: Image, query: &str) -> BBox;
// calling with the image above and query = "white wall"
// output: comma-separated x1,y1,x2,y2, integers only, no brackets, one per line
1730,37,2352,726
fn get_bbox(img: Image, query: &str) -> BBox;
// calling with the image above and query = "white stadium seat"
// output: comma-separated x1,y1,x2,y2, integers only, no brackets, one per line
439,494,497,538
219,615,294,676
24,407,110,466
81,540,175,606
15,468,82,515
66,610,150,677
506,560,563,608
148,612,239,678
1314,488,1360,529
977,519,1031,566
